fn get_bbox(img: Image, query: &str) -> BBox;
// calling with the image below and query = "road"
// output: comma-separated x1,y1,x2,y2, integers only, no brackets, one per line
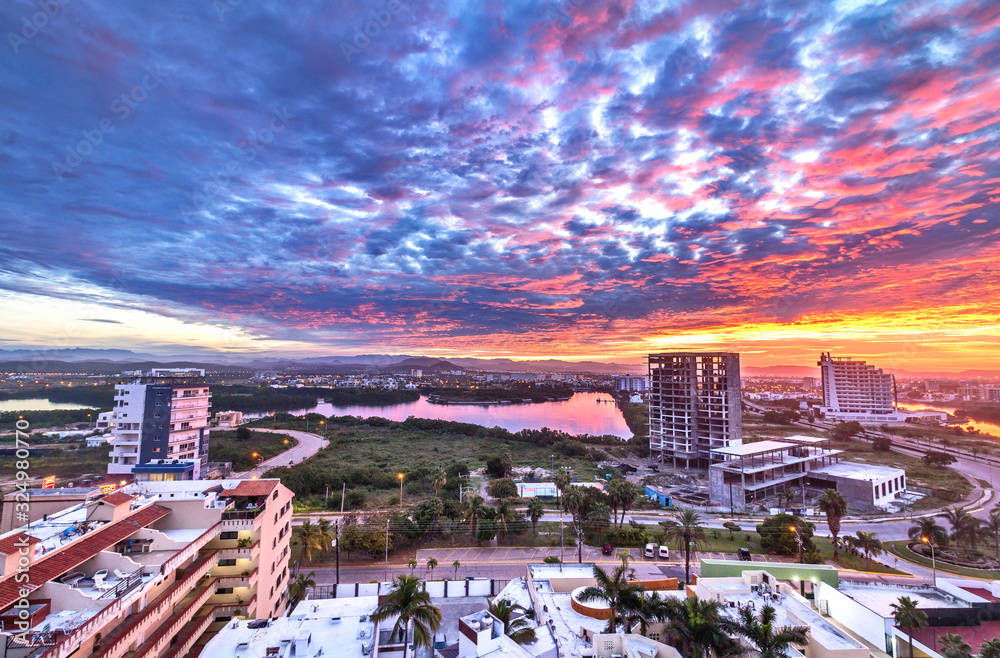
232,428,328,478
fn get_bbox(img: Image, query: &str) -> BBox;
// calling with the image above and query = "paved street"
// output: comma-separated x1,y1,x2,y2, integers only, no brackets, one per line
233,428,328,477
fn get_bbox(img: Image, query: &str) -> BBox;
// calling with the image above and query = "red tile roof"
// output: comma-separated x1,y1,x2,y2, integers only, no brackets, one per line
0,504,170,610
913,623,1000,652
100,492,134,506
226,480,277,497
0,532,40,555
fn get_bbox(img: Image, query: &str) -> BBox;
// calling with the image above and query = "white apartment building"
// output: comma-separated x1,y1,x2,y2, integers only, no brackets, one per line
648,352,742,468
614,376,649,393
108,369,211,480
818,353,899,421
0,478,293,658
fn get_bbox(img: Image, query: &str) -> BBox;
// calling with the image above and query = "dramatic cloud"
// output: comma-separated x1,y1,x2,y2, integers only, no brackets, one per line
0,0,998,367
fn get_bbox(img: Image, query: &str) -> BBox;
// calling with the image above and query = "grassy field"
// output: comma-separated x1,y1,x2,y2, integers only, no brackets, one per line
1,445,111,488
885,540,1000,579
209,430,297,471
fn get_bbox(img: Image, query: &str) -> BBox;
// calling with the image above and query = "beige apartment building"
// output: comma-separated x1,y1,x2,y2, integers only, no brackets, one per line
0,478,292,658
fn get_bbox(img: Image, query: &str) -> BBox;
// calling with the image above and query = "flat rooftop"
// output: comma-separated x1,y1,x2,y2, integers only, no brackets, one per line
722,591,864,651
810,462,904,481
711,440,796,456
839,584,970,617
204,596,379,658
782,435,830,444
528,563,598,580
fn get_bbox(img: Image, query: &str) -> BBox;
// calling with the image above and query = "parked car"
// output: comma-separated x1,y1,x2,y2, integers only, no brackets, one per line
644,543,658,559
602,543,614,555
658,545,670,559
737,547,752,561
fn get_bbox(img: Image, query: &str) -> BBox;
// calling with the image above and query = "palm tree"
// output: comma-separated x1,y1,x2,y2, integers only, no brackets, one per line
288,571,316,608
562,486,588,562
986,510,1000,557
909,517,948,547
851,530,884,562
433,469,447,498
407,558,417,574
942,506,982,551
496,499,517,545
891,596,928,658
980,638,1000,658
731,603,809,658
426,557,438,579
370,575,442,658
317,518,336,559
607,478,637,528
526,498,545,535
462,495,489,540
777,489,796,508
452,560,461,579
577,564,644,633
662,595,741,658
296,520,324,572
487,599,537,644
662,509,708,584
817,489,848,558
940,633,972,658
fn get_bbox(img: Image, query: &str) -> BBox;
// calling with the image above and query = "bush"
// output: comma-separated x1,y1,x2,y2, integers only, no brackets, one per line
543,556,561,564
485,450,513,479
872,437,892,452
758,514,816,556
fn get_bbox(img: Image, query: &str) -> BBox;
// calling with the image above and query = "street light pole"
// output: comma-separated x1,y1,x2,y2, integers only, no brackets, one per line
790,525,804,564
550,454,555,479
922,536,937,586
398,473,404,507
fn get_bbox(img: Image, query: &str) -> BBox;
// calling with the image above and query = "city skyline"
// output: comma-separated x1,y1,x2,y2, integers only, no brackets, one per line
2,0,998,369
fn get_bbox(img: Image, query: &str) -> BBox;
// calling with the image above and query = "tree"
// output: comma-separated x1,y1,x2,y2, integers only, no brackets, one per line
488,599,537,644
817,489,849,558
485,450,513,479
872,436,892,452
426,557,438,579
723,522,741,540
563,486,588,562
891,596,928,658
452,560,461,579
662,509,709,584
526,498,545,534
909,517,948,547
495,499,518,544
235,425,251,442
477,518,497,544
987,510,1000,557
662,596,741,658
940,633,972,658
407,559,417,574
577,564,644,633
980,638,1000,658
758,514,815,557
463,495,488,539
924,451,957,467
370,575,442,658
433,469,447,498
607,478,638,528
296,520,324,571
487,478,518,501
316,518,336,559
732,603,808,658
849,530,883,561
833,421,863,441
942,506,983,551
777,489,796,508
288,571,316,609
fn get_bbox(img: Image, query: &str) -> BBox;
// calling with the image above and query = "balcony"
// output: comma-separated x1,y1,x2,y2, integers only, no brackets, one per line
127,578,218,658
220,539,260,562
220,506,264,531
216,567,259,589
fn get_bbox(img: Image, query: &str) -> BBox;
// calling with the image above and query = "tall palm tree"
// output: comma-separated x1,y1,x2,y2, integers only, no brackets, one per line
426,557,438,579
462,495,488,539
909,517,948,547
942,506,982,551
562,486,588,562
851,530,884,562
662,509,708,585
296,520,324,572
731,603,809,658
433,469,447,498
452,560,461,579
980,638,1000,658
662,596,741,658
496,499,517,544
986,510,1000,557
316,518,336,559
577,564,644,633
407,559,417,574
526,498,545,535
288,571,316,609
940,633,972,658
370,575,442,658
891,596,928,658
816,489,848,558
487,599,537,644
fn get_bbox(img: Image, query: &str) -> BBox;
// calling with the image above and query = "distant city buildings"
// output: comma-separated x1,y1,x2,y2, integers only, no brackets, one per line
108,368,211,480
614,375,649,393
648,352,742,468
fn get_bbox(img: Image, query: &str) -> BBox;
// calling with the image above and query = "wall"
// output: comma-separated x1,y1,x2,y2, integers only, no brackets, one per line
816,582,892,655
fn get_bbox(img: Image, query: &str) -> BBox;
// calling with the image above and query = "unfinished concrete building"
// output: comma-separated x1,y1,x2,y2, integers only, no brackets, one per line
648,352,742,468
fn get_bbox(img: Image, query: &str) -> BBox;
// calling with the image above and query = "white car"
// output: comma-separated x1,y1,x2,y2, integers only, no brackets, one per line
658,545,670,559
644,543,658,559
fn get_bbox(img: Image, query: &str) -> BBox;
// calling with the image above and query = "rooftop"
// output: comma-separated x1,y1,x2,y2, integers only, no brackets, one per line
838,583,971,617
204,596,378,658
711,440,797,457
809,462,905,481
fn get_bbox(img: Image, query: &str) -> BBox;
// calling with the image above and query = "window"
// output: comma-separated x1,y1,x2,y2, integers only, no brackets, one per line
220,531,238,540
272,490,279,500
216,587,234,594
219,559,237,567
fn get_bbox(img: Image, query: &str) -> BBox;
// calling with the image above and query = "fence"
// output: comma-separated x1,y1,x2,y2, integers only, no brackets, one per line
306,578,502,601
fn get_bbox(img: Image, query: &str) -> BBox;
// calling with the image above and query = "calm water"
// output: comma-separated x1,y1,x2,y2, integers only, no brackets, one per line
248,391,633,438
0,398,90,411
899,402,1000,438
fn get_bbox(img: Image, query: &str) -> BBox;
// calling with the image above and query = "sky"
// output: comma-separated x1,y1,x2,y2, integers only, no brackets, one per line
0,0,998,371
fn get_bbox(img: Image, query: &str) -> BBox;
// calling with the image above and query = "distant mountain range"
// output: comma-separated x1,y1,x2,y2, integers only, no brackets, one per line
0,347,995,378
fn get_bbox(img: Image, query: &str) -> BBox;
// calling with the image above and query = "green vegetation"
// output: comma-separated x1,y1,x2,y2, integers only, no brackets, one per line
885,540,1000,579
955,404,1000,425
0,408,102,432
208,429,297,471
210,384,317,413
2,445,111,482
426,385,574,404
322,388,420,406
618,401,648,438
0,384,116,408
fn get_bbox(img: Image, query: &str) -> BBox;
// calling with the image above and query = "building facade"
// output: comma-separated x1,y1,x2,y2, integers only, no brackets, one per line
108,369,211,479
648,352,742,468
818,353,898,420
0,478,293,658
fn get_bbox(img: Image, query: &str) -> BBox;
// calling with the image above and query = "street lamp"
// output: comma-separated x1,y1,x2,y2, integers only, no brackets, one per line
790,525,804,564
922,536,937,586
398,473,405,506
550,454,555,479
320,419,326,438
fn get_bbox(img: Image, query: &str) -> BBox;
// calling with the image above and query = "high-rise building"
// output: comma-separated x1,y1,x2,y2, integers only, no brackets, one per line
614,375,650,392
0,478,294,658
108,369,211,480
648,352,742,468
817,353,897,420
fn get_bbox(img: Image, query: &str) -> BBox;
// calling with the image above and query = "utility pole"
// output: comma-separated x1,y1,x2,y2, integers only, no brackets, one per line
335,522,340,585
341,482,346,514
385,519,390,582
559,489,564,571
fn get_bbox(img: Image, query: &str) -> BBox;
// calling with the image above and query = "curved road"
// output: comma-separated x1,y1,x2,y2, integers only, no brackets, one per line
233,428,328,478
